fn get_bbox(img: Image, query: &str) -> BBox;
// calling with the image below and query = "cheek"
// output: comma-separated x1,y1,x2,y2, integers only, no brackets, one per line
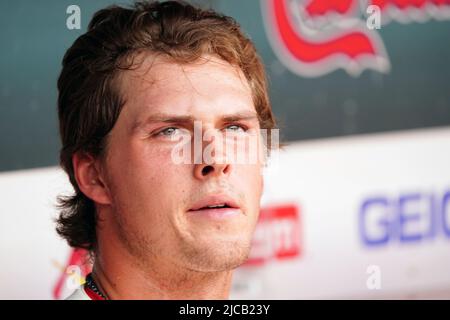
130,144,187,194
107,141,185,204
236,164,263,202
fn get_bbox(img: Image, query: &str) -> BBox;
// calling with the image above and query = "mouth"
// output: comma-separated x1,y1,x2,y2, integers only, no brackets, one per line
188,194,241,219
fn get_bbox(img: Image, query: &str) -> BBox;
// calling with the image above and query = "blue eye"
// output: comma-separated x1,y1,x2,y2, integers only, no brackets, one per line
225,124,246,132
158,127,179,136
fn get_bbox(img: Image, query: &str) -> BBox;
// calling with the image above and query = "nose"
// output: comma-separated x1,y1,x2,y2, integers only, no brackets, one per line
194,160,231,180
193,134,232,180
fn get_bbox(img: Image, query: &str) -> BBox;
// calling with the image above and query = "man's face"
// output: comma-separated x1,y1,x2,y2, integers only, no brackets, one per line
101,54,264,272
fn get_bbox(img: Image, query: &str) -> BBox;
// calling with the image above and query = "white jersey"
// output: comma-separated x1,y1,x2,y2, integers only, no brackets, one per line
65,273,107,300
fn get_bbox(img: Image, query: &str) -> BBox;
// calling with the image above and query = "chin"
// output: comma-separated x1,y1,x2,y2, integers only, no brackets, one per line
183,236,253,272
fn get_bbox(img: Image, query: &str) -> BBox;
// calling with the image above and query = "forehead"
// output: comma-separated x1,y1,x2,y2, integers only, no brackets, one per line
117,53,255,120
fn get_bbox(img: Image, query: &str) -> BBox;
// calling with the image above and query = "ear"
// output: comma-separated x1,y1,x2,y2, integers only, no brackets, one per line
72,151,112,205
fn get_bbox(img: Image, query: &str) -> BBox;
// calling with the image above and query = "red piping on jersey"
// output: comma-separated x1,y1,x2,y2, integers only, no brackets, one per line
84,286,106,300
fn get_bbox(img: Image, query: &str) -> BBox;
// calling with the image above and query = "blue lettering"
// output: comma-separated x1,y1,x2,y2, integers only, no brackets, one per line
398,193,422,242
360,197,391,246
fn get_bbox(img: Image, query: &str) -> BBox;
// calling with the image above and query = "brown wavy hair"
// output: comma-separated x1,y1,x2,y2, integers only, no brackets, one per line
56,0,276,252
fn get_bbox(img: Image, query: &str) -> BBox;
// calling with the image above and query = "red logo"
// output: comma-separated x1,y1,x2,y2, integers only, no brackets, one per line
262,0,450,77
245,204,302,266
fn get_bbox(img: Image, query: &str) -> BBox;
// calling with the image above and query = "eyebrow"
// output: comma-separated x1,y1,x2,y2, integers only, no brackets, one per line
132,111,259,131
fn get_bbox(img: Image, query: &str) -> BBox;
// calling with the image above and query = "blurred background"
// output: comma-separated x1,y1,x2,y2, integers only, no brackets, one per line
0,0,449,299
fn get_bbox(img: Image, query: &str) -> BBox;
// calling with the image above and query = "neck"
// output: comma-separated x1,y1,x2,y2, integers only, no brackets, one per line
92,225,234,300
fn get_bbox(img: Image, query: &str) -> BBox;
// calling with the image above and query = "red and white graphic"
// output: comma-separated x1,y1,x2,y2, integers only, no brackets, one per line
52,248,91,299
245,204,302,266
262,0,450,77
368,0,450,24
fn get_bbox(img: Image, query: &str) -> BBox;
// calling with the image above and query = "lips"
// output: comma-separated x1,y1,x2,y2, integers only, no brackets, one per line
188,194,240,212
